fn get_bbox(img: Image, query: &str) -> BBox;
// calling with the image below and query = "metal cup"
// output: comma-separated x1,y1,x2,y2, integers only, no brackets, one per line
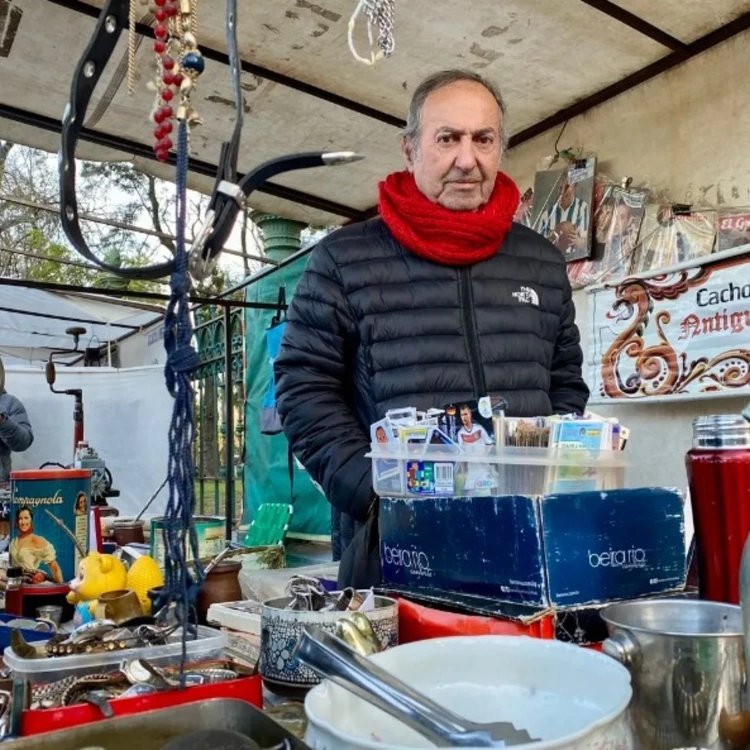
36,605,63,628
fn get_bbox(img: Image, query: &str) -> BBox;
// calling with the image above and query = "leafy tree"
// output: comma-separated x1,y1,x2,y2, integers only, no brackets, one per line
0,141,257,295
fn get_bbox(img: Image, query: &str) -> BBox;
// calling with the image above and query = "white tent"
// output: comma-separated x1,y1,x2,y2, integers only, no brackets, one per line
0,286,164,367
5,365,173,519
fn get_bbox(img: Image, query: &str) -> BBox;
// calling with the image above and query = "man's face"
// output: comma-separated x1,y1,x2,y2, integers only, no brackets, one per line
614,204,629,228
460,408,473,428
559,180,575,209
402,81,503,211
376,427,388,444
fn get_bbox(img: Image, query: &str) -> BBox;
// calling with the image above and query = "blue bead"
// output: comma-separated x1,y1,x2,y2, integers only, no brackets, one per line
182,52,204,75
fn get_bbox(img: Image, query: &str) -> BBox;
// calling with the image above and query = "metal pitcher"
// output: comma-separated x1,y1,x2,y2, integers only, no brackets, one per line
601,599,746,750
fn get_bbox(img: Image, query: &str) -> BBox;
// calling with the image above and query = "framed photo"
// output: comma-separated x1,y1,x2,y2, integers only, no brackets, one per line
530,158,597,262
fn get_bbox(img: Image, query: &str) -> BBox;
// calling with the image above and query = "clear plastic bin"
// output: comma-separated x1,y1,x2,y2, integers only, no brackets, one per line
4,626,227,684
368,443,629,498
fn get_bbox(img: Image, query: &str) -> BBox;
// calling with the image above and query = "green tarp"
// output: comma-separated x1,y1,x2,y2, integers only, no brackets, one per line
242,253,331,538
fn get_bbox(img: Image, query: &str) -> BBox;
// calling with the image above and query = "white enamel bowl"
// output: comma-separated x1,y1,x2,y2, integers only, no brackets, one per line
304,635,634,750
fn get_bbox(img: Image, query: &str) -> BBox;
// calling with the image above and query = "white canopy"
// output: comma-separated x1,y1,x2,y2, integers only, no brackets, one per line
0,286,163,366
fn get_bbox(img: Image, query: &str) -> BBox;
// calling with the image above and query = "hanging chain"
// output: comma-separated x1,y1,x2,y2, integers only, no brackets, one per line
348,0,395,66
127,0,137,93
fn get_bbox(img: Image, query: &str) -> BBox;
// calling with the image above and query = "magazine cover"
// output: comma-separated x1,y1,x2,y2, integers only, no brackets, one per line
513,187,534,227
530,158,597,262
716,209,750,252
9,469,90,584
631,205,716,274
569,185,648,286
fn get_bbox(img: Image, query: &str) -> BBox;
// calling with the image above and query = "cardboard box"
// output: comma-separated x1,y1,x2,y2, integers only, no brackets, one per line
379,487,686,608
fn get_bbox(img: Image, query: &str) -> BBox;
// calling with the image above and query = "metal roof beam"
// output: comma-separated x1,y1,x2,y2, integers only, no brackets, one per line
45,0,406,130
0,102,366,221
509,11,750,148
578,0,688,52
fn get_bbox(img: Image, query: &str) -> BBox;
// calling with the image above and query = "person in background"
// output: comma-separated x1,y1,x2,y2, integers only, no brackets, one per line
275,69,589,587
0,356,34,484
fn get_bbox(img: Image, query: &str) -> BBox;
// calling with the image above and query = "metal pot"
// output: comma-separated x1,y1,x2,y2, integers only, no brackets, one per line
601,598,747,750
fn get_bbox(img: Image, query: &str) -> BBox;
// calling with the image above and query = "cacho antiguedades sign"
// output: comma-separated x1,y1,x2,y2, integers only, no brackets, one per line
588,250,750,402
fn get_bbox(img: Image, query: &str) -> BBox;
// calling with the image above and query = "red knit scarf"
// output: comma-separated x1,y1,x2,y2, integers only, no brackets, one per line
378,170,520,266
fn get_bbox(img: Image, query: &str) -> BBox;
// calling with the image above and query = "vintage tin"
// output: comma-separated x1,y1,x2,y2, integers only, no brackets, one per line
10,469,91,584
150,515,225,568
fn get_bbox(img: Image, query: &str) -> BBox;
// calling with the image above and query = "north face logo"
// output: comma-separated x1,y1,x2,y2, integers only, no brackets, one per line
512,286,539,306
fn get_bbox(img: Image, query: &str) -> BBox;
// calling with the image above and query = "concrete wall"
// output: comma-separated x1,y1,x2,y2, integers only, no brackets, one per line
503,34,750,493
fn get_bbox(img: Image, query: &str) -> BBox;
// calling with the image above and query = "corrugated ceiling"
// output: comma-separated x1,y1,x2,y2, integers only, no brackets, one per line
1,0,749,227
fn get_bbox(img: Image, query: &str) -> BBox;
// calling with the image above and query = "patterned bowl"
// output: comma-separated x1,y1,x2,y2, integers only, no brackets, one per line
259,593,399,689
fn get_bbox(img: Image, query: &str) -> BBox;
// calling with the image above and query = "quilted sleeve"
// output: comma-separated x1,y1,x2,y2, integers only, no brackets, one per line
274,244,373,522
0,395,34,452
549,277,590,415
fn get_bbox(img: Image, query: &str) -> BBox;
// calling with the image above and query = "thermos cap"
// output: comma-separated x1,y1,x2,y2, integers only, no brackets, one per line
692,414,750,449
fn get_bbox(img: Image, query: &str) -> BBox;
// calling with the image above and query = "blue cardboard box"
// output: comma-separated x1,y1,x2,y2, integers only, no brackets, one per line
379,487,686,608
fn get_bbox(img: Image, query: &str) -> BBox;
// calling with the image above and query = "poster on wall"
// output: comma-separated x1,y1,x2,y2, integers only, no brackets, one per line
717,208,750,252
569,185,648,288
630,205,715,274
530,158,596,262
588,250,750,403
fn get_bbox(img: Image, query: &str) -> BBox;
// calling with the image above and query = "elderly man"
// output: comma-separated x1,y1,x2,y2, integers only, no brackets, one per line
0,357,34,484
275,69,589,587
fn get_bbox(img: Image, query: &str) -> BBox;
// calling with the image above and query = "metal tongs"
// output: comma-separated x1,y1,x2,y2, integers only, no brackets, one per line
296,627,539,748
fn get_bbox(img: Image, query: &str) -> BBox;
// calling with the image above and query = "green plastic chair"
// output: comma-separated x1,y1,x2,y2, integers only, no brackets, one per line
243,502,294,547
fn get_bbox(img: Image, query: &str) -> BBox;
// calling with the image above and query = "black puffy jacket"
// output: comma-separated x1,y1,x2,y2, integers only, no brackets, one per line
274,218,589,584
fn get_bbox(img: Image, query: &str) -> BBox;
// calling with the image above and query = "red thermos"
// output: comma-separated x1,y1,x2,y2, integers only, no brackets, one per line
686,415,750,604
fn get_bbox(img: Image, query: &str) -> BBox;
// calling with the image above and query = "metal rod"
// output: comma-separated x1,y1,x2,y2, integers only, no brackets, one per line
0,103,365,222
0,276,287,310
0,194,277,266
0,304,143,330
205,243,315,304
45,0,406,131
578,0,688,52
223,305,234,541
0,244,167,283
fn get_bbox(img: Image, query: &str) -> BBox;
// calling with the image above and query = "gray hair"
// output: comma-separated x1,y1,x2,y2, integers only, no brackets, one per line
404,70,508,155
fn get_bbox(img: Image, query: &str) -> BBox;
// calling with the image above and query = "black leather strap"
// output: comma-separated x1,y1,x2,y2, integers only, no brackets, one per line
59,0,362,282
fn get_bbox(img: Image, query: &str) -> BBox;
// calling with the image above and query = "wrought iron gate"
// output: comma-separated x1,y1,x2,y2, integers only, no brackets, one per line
192,304,244,528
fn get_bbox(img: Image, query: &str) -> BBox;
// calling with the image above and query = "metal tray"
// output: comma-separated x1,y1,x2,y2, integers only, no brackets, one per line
10,698,312,749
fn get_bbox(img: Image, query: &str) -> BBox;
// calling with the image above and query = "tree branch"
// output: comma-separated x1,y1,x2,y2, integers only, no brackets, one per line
146,174,175,254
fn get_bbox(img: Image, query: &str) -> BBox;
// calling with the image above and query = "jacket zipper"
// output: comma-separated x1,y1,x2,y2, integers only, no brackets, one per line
459,267,487,397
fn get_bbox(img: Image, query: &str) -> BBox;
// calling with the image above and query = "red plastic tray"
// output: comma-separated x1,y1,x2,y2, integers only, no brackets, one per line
21,673,262,737
396,597,602,651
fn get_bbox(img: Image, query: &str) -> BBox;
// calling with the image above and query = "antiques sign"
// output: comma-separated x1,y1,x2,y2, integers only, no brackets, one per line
588,250,750,402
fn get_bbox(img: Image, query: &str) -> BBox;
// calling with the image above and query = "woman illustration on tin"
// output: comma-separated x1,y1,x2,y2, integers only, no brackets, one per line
9,506,63,583
74,492,88,516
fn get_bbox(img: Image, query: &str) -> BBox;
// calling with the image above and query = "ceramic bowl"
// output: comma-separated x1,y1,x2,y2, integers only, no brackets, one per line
259,593,398,689
304,635,634,750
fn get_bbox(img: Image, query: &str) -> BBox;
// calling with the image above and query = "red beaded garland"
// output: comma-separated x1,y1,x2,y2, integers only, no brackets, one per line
154,24,168,40
161,88,174,102
153,40,166,54
163,57,175,70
